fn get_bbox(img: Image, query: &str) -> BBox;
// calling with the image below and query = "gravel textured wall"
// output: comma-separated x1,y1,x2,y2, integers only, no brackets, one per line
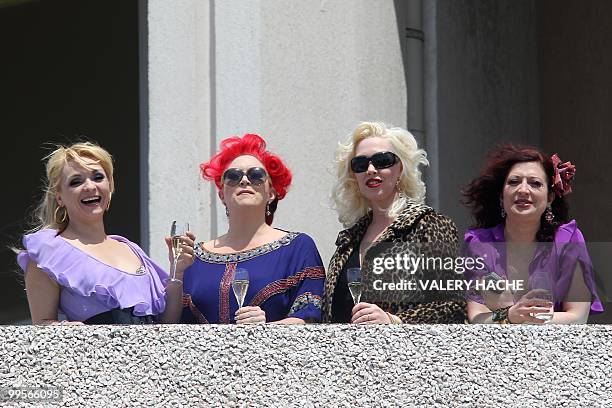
0,325,610,407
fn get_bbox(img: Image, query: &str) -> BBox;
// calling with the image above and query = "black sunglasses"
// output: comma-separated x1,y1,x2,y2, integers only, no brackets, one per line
350,151,399,173
222,167,268,186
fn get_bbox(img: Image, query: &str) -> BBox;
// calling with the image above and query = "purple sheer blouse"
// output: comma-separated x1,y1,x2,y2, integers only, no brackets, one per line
17,228,169,321
464,220,603,314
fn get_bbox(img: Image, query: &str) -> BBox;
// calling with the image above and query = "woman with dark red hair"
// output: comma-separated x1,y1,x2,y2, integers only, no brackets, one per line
463,144,603,324
178,133,325,324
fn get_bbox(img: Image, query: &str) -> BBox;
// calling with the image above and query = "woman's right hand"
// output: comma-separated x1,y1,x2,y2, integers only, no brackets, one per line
165,231,196,280
235,306,266,324
507,289,553,324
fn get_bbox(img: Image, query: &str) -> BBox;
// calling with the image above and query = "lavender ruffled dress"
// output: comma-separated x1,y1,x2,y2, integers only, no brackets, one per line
17,229,169,323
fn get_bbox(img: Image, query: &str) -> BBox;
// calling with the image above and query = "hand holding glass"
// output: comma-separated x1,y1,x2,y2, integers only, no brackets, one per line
346,267,363,305
527,271,554,323
170,221,189,283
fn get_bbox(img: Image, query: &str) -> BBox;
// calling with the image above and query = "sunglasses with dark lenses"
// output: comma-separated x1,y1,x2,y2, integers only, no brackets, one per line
222,167,268,186
350,151,399,173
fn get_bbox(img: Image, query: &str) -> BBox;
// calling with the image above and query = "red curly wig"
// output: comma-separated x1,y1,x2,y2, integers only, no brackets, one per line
200,133,292,224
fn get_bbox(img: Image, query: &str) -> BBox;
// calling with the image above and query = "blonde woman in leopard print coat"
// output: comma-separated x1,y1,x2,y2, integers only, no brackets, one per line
323,122,466,323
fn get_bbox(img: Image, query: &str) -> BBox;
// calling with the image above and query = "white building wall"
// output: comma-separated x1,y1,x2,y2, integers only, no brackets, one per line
215,0,407,264
147,0,407,265
147,0,212,264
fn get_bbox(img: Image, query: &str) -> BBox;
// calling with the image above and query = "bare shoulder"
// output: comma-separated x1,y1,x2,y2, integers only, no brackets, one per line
200,239,218,252
25,260,43,274
200,234,233,252
201,229,294,253
268,228,290,240
25,261,59,287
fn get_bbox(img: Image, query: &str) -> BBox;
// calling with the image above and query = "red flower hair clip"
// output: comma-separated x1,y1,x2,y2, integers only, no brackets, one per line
551,153,576,197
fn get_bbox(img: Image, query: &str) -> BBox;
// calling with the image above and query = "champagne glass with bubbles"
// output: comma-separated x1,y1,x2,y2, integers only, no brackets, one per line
347,267,363,305
170,220,189,283
232,268,250,309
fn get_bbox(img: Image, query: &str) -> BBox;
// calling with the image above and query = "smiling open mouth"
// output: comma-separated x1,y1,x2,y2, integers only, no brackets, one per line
81,196,102,204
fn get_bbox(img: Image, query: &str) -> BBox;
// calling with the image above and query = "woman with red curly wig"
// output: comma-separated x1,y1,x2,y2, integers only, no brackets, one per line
463,145,603,324
178,133,325,324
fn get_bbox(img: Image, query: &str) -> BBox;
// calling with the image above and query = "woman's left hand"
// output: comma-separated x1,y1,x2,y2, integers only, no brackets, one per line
351,302,391,324
164,231,196,280
235,306,266,324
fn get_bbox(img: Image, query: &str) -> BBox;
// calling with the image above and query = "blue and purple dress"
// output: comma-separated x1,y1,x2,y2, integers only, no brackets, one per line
464,220,603,314
17,228,169,323
181,231,325,323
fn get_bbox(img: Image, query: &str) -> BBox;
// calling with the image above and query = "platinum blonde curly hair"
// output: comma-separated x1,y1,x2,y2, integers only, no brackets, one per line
331,122,428,227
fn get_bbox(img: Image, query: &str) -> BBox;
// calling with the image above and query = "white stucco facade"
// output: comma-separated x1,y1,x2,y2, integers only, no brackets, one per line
147,0,213,265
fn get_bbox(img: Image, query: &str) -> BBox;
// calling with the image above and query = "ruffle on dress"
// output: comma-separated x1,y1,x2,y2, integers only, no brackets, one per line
18,229,169,321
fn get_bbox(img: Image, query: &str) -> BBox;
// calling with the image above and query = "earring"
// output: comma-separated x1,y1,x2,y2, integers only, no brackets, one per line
225,205,229,217
500,199,506,218
54,205,67,224
545,205,554,222
395,178,405,198
266,202,271,216
106,195,112,212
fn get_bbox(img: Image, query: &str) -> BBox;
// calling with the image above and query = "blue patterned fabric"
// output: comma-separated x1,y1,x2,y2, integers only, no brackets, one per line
181,232,325,324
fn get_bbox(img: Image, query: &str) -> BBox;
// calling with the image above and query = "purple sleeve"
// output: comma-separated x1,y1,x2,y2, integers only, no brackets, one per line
557,222,604,313
462,230,487,304
17,229,70,285
17,250,30,273
463,229,506,305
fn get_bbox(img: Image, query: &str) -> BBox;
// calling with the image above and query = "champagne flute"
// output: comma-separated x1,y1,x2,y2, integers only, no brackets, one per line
232,268,249,309
528,271,554,323
346,267,363,305
170,220,189,283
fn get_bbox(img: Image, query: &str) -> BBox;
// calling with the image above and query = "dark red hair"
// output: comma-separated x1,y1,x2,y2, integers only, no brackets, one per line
200,133,292,225
462,144,569,242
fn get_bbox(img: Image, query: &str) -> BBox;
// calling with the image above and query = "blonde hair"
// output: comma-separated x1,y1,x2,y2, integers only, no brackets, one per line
34,141,115,232
331,122,428,227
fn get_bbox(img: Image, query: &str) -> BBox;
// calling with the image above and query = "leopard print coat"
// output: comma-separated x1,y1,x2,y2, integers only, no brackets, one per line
322,200,466,323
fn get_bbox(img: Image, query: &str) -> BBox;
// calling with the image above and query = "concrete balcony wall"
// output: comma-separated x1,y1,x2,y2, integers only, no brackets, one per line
0,325,610,406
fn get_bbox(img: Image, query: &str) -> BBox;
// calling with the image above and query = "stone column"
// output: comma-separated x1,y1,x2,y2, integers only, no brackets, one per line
145,0,212,263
